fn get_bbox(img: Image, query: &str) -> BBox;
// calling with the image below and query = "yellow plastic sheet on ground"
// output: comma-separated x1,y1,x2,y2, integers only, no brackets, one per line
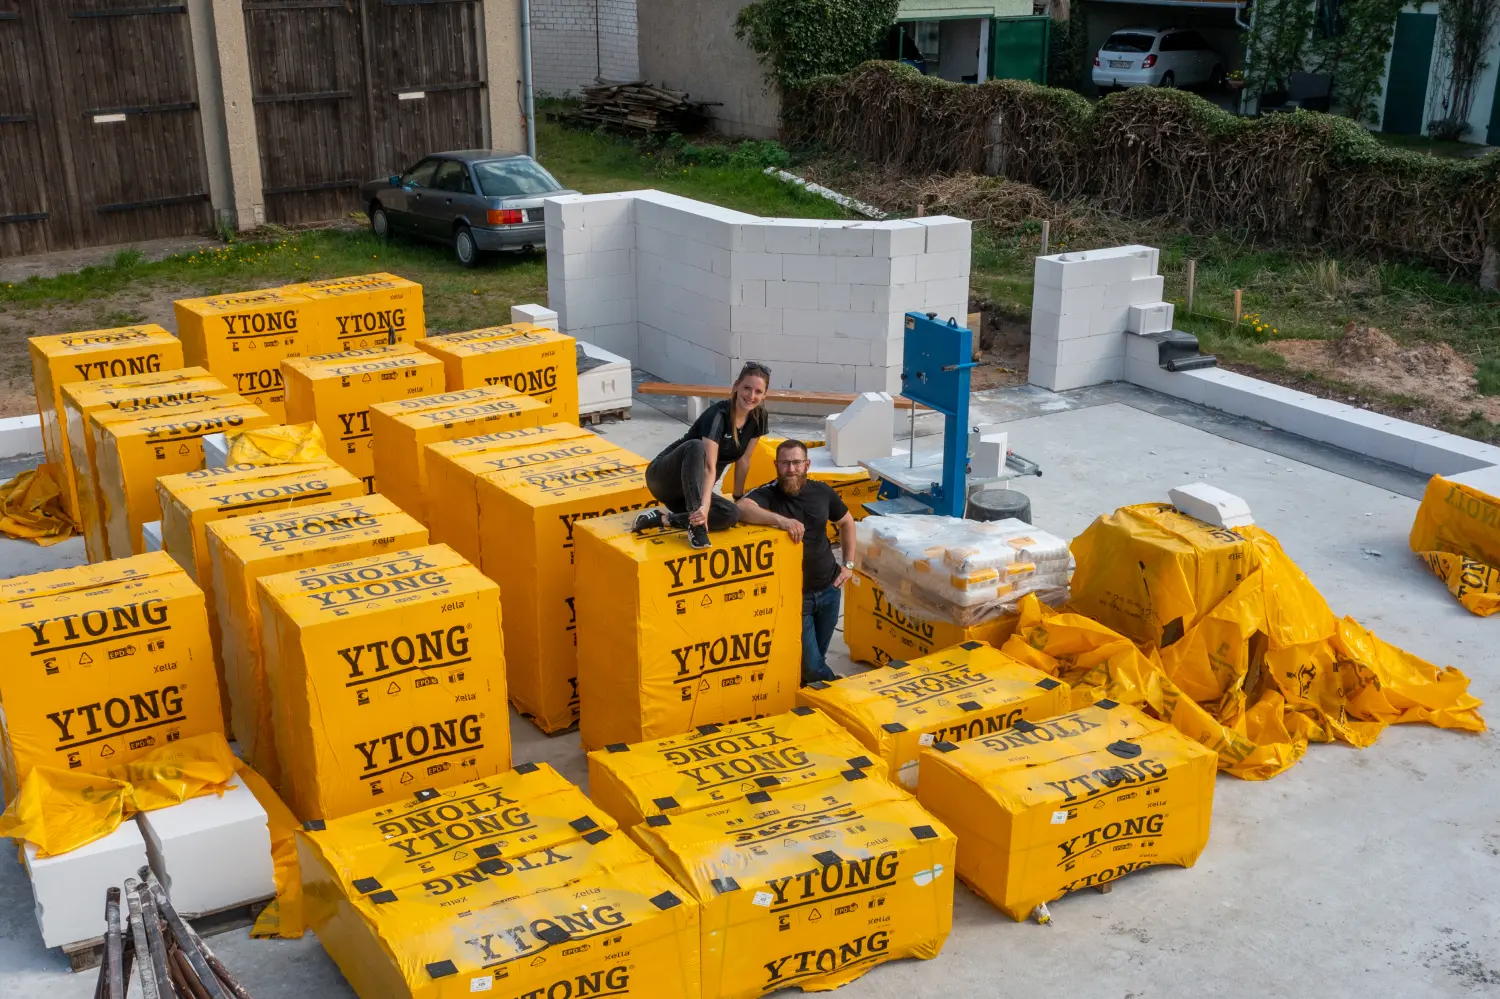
1409,473,1500,616
0,733,237,857
226,422,329,467
0,463,77,545
1013,505,1486,780
237,763,305,939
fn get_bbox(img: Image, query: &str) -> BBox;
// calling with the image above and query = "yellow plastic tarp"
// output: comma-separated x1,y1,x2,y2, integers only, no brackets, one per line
0,463,77,545
237,763,305,939
1409,474,1500,616
1012,506,1486,780
226,422,329,466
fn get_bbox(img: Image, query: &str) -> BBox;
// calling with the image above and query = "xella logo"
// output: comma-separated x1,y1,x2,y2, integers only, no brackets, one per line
663,540,774,594
763,931,890,986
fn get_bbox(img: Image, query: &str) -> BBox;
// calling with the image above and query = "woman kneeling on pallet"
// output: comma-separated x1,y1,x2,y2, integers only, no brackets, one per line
633,361,770,548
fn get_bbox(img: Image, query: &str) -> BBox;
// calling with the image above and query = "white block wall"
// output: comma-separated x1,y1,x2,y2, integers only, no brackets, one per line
532,0,640,96
546,190,971,396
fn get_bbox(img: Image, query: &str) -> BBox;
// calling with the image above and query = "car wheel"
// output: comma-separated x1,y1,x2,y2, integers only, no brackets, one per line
454,225,480,268
370,204,391,240
1159,71,1176,89
1208,64,1226,89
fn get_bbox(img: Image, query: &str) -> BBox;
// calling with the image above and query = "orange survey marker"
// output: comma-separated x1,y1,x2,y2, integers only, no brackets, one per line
586,707,886,829
286,273,424,349
257,544,510,820
175,288,331,421
843,570,1018,667
62,368,231,563
368,386,550,525
798,641,1071,789
0,552,224,802
207,495,428,786
634,772,956,999
95,398,274,558
422,422,601,565
917,700,1217,920
416,323,579,422
475,446,654,732
575,516,803,751
29,325,185,522
282,344,445,493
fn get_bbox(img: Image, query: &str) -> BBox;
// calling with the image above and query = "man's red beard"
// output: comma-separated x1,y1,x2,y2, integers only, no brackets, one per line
778,472,806,496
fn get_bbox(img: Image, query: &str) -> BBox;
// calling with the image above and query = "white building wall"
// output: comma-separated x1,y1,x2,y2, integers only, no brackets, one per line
545,191,972,395
531,0,640,96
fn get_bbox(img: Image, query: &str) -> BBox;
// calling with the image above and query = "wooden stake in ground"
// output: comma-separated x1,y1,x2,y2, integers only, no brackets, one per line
1040,220,1050,257
1233,288,1243,325
1186,259,1197,315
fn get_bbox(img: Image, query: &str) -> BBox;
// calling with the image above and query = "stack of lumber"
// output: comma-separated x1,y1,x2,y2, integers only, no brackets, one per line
558,81,715,135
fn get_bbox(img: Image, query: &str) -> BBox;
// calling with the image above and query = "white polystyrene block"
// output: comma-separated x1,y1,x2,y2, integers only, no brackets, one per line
826,391,895,466
143,520,163,552
766,281,820,310
202,433,228,469
510,304,559,330
1169,483,1255,529
817,226,876,256
1127,302,1175,335
836,256,893,285
1104,274,1165,308
913,217,972,254
25,817,149,948
1032,283,1105,317
969,430,1009,479
139,776,275,917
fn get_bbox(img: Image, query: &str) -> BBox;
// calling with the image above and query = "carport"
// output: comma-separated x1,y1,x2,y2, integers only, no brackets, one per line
1079,0,1247,101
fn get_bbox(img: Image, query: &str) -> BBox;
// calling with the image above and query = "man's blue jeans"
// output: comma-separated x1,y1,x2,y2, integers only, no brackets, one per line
801,585,841,685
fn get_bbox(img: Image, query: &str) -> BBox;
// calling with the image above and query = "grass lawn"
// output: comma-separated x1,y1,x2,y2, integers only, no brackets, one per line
1372,131,1492,159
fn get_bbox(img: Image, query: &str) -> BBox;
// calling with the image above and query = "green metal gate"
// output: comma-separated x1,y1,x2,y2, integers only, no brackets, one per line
990,15,1049,84
1382,11,1436,136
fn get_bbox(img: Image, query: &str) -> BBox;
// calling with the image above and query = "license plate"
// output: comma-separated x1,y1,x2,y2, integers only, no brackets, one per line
1110,60,1131,68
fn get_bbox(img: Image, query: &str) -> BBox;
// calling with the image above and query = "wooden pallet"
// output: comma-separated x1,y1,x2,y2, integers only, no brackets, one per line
62,894,271,973
580,407,632,426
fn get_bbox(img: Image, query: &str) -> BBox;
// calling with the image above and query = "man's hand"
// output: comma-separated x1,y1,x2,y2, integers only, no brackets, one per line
689,503,709,526
781,516,805,543
833,565,853,587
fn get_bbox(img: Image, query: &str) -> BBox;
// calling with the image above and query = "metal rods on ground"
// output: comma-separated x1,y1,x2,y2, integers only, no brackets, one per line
95,871,250,999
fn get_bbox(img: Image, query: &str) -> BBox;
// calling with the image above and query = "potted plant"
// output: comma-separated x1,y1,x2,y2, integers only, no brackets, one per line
1226,69,1246,91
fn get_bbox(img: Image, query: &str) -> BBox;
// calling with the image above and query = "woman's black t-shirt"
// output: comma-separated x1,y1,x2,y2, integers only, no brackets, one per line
671,399,767,475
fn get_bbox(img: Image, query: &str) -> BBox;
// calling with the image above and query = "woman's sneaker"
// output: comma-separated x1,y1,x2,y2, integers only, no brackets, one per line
632,509,667,533
688,523,712,549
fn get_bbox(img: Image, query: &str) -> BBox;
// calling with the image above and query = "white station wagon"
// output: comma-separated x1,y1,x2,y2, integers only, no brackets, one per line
1092,27,1225,90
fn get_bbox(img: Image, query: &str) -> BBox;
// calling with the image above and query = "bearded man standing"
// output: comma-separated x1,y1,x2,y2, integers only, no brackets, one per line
735,439,857,685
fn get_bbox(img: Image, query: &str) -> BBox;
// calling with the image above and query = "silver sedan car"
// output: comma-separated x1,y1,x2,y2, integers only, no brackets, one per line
361,151,577,267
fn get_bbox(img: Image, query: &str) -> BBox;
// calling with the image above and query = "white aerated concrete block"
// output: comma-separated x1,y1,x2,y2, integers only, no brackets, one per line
143,520,163,552
1128,302,1175,335
1450,465,1500,496
836,256,894,285
817,225,876,256
913,216,972,254
25,817,148,948
510,303,559,330
1030,330,1125,368
1029,355,1124,392
1032,283,1105,317
139,775,275,917
1169,483,1255,529
1030,309,1096,342
1105,274,1165,308
202,432,228,469
825,392,895,466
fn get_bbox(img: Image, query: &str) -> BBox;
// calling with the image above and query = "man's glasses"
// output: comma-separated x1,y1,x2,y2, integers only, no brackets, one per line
775,459,809,468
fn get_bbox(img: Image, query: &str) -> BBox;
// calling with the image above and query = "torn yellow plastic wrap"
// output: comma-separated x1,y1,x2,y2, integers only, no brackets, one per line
1409,473,1500,616
0,733,238,857
0,463,77,545
237,762,306,939
226,422,329,467
1013,504,1486,780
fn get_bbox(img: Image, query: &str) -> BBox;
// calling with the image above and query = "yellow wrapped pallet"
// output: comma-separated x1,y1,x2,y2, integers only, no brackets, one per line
258,544,510,821
721,436,881,541
369,386,552,525
843,570,1017,666
416,324,579,423
1069,503,1260,649
587,707,886,829
282,344,446,493
300,815,701,999
634,771,955,999
917,699,1216,920
288,272,424,349
575,516,803,751
175,288,331,421
29,325,185,522
0,552,225,801
425,425,611,565
207,496,428,786
300,763,616,897
62,368,230,563
95,398,274,558
798,641,1071,789
475,447,653,732
1409,472,1500,616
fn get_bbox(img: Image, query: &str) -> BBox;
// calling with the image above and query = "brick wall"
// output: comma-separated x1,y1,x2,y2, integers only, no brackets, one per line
531,0,639,96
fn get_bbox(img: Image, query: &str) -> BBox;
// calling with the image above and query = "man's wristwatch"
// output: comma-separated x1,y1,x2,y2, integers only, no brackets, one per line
843,560,855,571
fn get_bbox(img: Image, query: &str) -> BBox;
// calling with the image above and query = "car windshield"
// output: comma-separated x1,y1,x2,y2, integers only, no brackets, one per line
473,158,562,198
1103,33,1156,53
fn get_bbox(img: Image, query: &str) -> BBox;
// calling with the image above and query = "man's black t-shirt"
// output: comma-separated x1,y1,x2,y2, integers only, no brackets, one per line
746,480,849,592
670,399,766,476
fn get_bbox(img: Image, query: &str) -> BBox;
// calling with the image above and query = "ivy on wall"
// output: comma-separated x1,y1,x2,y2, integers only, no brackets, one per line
734,0,900,91
1245,0,1315,94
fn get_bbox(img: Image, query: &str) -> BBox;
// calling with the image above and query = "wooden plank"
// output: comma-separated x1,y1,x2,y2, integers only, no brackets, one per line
636,382,922,410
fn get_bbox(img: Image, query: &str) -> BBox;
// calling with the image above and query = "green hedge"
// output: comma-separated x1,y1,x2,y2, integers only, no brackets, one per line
783,62,1499,273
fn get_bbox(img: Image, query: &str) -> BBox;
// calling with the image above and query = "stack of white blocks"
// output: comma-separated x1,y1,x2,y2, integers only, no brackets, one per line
1029,245,1175,392
545,190,971,399
138,774,276,918
510,303,560,331
825,392,894,466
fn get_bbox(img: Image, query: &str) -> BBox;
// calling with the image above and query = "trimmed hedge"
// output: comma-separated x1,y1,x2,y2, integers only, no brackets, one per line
783,62,1499,273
